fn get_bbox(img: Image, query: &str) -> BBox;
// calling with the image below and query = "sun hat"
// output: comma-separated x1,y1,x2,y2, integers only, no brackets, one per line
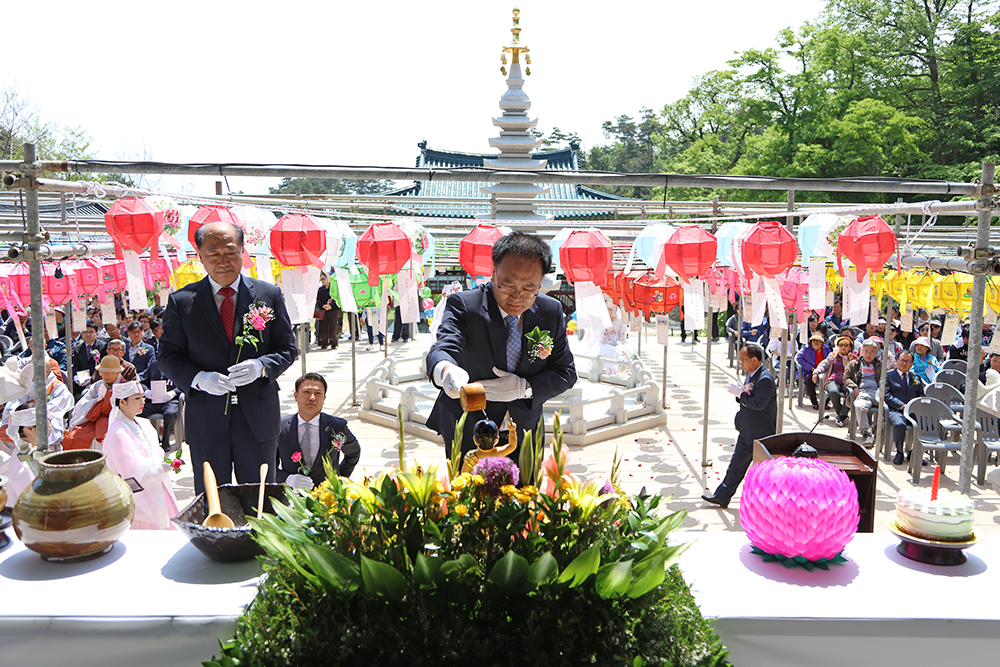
95,355,122,373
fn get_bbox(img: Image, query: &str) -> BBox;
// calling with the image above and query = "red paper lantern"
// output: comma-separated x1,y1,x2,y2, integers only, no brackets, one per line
661,226,718,283
614,269,648,315
632,273,681,321
187,205,242,249
459,224,506,278
356,221,412,287
741,221,798,278
270,214,327,269
836,214,897,279
42,264,77,306
560,229,613,286
105,198,164,259
602,268,619,302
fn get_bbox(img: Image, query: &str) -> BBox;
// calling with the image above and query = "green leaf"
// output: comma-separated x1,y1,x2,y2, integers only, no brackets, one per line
595,559,633,599
525,551,558,588
298,542,361,592
628,550,666,598
360,555,407,602
414,553,443,589
557,545,601,588
487,549,529,593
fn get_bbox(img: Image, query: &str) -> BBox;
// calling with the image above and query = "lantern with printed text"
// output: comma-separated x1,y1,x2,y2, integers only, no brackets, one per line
171,260,206,290
459,224,506,279
42,264,77,306
105,198,164,259
883,269,906,303
836,215,897,279
632,273,681,321
560,229,613,286
661,226,717,283
270,214,328,269
329,265,382,310
187,205,242,249
741,221,798,278
356,221,411,287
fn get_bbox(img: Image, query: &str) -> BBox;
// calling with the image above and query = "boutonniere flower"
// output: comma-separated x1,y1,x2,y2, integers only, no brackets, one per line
291,451,311,475
135,346,145,357
525,326,554,362
326,427,347,452
226,300,276,414
745,382,755,394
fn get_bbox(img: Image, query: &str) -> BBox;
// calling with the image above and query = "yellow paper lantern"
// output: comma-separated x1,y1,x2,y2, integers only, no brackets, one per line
933,273,974,314
904,271,935,311
986,278,1000,315
883,269,906,303
171,260,205,289
825,265,842,292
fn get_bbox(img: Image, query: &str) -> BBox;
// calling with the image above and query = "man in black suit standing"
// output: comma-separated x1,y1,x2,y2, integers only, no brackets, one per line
159,221,297,494
275,372,361,490
71,320,106,399
703,343,778,508
884,349,924,465
426,232,577,458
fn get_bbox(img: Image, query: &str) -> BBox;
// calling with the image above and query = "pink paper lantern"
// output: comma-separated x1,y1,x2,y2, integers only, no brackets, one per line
739,457,859,561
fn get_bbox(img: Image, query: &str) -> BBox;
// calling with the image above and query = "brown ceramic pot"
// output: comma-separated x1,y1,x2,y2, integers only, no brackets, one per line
13,450,135,562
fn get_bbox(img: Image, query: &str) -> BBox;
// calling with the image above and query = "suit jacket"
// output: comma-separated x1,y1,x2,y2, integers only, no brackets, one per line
275,413,361,483
425,283,577,455
158,276,297,445
124,340,156,383
72,339,107,381
885,368,925,413
734,365,777,444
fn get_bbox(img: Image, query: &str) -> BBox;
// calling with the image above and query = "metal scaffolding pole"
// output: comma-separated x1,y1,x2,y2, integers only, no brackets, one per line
22,145,50,450
959,162,996,493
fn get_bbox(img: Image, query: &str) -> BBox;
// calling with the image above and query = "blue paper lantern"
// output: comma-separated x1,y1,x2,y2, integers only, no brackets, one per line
714,222,752,267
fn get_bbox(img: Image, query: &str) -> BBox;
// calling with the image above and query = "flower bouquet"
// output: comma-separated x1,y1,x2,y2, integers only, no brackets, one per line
206,414,729,667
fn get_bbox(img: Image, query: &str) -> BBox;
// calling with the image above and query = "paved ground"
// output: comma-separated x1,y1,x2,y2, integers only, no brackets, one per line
170,324,1000,535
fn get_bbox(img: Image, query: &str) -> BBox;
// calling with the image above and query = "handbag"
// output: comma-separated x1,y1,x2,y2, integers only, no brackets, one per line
313,308,325,320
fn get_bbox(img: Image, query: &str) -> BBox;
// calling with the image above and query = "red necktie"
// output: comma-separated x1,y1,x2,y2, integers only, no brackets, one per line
219,286,236,342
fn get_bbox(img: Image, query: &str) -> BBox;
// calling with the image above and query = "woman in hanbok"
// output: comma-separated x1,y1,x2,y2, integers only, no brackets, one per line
3,406,45,508
102,381,178,530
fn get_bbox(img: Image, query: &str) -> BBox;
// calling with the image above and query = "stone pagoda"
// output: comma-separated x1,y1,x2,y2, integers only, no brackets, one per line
477,8,553,223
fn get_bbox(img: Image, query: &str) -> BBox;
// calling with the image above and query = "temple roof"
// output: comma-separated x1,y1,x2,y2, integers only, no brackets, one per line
377,143,637,219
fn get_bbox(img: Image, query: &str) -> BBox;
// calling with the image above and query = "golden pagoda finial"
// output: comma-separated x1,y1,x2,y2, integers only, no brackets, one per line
500,7,531,77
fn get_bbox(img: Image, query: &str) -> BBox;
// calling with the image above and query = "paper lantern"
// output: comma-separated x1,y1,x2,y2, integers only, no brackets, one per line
740,457,859,562
614,269,648,314
312,217,345,268
7,263,31,304
904,271,936,311
398,218,434,270
933,273,974,313
560,229,613,286
187,205,242,249
741,221,798,278
270,214,328,269
661,226,717,284
779,267,809,314
797,213,845,260
632,273,681,321
330,220,358,268
549,227,574,274
171,260,206,290
69,259,104,297
142,257,171,290
459,224,506,279
42,264,77,306
836,215,897,279
231,206,277,254
987,279,1000,316
105,197,164,259
356,221,411,287
630,223,675,270
883,270,906,303
329,265,382,310
601,268,619,303
714,222,751,267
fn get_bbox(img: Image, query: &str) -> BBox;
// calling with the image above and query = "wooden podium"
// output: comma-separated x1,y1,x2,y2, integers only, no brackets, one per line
753,432,878,532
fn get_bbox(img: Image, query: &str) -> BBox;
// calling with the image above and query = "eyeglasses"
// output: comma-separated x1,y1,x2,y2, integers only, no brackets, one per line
495,283,540,299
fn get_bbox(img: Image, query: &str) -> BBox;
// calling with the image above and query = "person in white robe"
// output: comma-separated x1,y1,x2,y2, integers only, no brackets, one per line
0,357,74,452
3,406,45,508
102,381,178,530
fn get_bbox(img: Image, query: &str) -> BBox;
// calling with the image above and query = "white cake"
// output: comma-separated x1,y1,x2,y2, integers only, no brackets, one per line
895,487,975,542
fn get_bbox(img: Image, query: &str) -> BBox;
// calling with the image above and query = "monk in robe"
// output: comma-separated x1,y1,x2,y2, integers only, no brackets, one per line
64,355,125,450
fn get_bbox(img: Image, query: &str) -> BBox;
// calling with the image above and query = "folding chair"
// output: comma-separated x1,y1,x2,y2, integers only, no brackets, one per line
904,398,969,483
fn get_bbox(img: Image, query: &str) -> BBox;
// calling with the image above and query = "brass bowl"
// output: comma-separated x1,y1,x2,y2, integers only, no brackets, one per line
172,483,287,562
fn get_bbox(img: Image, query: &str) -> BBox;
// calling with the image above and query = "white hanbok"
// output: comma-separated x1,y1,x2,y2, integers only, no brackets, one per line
103,412,178,530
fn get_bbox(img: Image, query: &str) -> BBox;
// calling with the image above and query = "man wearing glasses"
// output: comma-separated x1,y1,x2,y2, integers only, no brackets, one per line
426,232,577,460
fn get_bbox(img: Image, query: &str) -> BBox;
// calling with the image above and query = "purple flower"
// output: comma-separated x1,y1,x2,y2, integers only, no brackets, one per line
472,457,519,496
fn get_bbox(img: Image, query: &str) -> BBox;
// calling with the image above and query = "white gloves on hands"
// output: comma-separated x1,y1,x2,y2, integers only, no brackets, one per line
286,474,314,490
726,381,744,397
160,461,173,474
438,362,470,400
144,389,154,400
96,383,109,400
227,359,264,387
479,367,529,403
195,371,237,396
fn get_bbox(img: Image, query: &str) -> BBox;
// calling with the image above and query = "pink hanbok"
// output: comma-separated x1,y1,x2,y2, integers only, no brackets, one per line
103,413,179,530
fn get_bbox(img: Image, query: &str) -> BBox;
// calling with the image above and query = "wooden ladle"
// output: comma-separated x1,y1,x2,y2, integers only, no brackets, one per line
256,463,268,520
202,461,235,528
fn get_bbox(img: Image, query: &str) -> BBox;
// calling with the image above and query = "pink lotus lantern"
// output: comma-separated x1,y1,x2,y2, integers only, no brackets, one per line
740,457,859,563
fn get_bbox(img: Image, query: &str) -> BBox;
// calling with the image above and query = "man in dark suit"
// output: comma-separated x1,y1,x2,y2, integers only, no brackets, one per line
159,221,297,495
275,372,361,489
426,232,577,459
123,321,156,384
885,349,924,465
71,320,106,399
703,343,778,508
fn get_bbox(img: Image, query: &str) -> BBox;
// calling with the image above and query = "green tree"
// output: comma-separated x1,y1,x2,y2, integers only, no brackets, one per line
268,177,393,196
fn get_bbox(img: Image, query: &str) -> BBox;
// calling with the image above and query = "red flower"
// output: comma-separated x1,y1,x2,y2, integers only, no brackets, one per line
172,458,183,470
291,452,302,463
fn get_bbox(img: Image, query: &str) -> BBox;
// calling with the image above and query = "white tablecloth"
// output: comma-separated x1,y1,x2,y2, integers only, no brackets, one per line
0,530,259,667
676,531,1000,667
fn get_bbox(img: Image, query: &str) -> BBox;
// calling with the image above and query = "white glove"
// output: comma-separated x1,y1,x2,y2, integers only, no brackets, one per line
194,371,237,396
438,362,469,400
726,381,744,397
96,383,109,400
144,389,154,400
479,367,529,403
227,359,265,387
286,474,314,490
160,461,173,474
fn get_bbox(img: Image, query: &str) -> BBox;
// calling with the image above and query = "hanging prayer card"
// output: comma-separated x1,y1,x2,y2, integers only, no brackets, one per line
656,315,670,345
941,312,960,346
901,306,913,332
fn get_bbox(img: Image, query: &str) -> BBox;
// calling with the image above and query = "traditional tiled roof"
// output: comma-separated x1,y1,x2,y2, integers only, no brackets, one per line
378,143,637,219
